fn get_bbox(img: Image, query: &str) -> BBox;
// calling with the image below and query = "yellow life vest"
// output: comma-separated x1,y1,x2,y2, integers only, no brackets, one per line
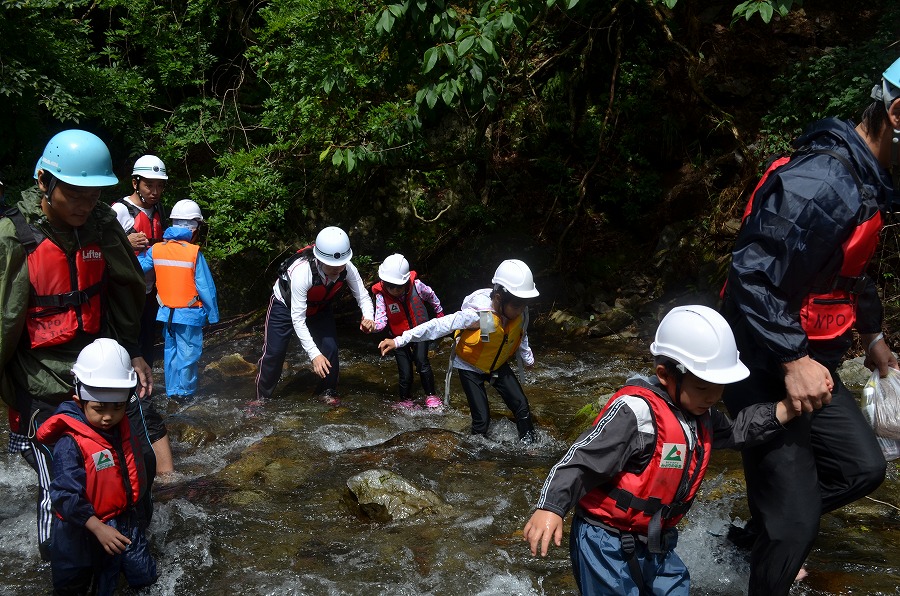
153,240,203,308
455,311,523,373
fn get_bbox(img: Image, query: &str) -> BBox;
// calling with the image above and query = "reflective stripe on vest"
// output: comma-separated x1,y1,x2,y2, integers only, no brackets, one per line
26,239,106,349
36,413,145,522
455,311,523,373
153,240,202,308
372,272,429,336
578,384,711,535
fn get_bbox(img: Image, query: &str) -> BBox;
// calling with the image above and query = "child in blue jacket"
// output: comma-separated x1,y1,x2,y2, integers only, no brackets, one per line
139,199,219,400
36,339,158,595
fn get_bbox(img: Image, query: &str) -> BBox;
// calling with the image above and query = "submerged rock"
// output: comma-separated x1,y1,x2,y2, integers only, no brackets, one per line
204,353,258,378
344,468,450,522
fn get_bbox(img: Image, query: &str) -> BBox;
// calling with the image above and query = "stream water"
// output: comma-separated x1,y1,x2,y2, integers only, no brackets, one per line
1,324,899,595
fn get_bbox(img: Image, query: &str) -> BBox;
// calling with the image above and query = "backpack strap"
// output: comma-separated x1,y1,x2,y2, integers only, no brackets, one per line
2,207,39,255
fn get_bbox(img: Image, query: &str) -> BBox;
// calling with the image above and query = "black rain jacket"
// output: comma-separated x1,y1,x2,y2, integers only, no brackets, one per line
723,118,894,371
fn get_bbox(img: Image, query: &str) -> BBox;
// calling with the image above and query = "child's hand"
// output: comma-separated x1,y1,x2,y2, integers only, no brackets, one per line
523,509,563,557
360,318,376,333
85,516,132,555
378,338,397,356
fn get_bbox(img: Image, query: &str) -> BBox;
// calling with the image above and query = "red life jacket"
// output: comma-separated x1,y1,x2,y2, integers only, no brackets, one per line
578,384,711,536
37,410,146,522
278,245,346,316
26,236,106,349
371,272,430,336
724,149,883,340
115,199,164,254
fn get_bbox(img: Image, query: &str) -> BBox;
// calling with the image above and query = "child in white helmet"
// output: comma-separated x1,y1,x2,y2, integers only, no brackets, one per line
522,305,803,595
256,226,375,405
138,199,220,400
36,338,158,595
372,253,445,409
379,259,539,441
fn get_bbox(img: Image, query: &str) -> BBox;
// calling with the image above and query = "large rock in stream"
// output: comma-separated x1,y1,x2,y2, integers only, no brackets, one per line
344,468,451,523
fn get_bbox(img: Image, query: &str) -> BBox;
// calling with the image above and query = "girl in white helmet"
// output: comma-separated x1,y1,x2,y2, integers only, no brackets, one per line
379,259,540,441
522,305,800,596
372,253,446,409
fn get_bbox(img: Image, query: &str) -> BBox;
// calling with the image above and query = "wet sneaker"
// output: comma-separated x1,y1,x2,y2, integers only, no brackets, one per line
244,398,267,417
318,390,341,406
726,519,760,550
424,395,443,409
392,400,419,410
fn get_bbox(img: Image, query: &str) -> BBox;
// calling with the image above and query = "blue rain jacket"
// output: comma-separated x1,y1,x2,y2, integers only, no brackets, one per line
139,226,219,328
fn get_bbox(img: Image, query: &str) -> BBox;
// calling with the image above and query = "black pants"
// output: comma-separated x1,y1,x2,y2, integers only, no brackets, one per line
138,292,159,366
256,295,339,400
457,363,534,439
394,341,436,398
723,368,886,596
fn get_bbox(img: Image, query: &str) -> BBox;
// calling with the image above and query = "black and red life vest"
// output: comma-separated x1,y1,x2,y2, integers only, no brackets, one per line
725,149,882,340
371,271,430,336
37,409,147,522
114,199,164,253
26,233,107,349
278,245,347,315
578,384,711,536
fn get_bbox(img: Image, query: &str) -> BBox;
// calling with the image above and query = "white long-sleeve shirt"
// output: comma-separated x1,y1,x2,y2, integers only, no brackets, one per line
272,259,373,362
392,288,534,373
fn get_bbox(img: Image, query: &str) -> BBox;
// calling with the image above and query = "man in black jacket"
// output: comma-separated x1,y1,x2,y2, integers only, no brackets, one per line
721,58,900,595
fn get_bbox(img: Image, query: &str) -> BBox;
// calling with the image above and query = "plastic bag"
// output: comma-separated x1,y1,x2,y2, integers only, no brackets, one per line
861,369,900,461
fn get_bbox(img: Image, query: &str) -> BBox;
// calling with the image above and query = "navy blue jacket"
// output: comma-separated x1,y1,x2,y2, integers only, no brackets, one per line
724,118,894,370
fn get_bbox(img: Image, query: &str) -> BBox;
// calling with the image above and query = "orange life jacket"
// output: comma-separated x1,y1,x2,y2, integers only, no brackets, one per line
152,240,202,308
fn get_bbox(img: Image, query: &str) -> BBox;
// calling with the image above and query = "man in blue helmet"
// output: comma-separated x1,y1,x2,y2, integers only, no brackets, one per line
0,130,166,559
721,58,900,594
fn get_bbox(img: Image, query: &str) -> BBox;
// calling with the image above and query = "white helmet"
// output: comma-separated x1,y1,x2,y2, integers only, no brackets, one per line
378,253,411,285
132,155,168,180
492,259,539,298
650,305,749,385
314,226,353,266
71,338,137,402
170,199,204,222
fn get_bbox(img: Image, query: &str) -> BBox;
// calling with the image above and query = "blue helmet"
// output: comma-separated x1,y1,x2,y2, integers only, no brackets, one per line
37,130,118,187
884,57,900,90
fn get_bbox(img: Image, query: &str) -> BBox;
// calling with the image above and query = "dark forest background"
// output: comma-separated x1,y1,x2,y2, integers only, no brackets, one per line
2,0,899,329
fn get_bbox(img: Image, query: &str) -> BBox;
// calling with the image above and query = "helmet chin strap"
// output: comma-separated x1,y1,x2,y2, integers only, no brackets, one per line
134,177,151,206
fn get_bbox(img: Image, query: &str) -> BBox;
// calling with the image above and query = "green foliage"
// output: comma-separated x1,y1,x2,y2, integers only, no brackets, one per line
758,3,899,160
0,0,891,313
731,0,798,23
